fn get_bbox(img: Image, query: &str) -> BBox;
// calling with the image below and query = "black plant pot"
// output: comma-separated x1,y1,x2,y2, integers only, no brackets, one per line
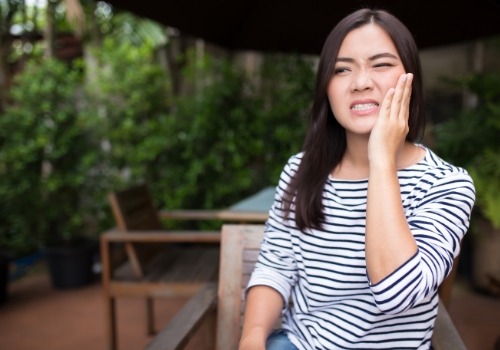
0,252,12,305
44,239,97,289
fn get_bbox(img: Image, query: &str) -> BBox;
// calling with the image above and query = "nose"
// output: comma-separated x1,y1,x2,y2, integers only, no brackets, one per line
351,69,374,91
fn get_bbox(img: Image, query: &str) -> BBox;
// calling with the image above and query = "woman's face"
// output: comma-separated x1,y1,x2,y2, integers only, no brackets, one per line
327,24,406,136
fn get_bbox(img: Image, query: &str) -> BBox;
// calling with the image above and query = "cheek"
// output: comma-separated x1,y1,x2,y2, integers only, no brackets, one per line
326,81,342,108
391,69,406,84
381,71,405,94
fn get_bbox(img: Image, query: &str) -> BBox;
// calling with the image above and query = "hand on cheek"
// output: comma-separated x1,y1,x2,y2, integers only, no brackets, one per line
368,73,413,166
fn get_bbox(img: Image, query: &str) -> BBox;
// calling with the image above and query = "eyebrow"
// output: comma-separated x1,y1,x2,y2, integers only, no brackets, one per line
335,52,399,63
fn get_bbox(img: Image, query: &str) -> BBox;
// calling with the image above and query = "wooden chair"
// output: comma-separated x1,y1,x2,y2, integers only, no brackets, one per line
145,224,467,350
100,184,222,350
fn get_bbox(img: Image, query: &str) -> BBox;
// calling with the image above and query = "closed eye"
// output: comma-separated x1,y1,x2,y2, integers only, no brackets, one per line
373,63,394,68
334,67,350,74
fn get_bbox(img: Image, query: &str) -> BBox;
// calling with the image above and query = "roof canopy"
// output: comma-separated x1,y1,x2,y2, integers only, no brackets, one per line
105,0,500,54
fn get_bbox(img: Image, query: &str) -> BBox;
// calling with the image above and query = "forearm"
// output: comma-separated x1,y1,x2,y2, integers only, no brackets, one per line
365,162,418,284
239,285,284,350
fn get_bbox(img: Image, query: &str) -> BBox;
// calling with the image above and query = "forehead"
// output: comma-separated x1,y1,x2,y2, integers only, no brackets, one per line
338,24,399,58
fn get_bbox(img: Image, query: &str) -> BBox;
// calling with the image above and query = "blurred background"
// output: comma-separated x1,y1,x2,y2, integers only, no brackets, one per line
0,0,499,349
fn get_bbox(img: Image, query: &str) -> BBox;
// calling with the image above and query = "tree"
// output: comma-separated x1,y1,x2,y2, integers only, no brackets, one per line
0,0,23,112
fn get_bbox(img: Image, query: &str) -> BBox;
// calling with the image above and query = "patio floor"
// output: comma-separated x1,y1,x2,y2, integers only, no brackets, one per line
1,262,500,350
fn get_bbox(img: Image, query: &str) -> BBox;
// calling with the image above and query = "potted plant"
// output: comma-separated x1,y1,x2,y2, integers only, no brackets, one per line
0,232,38,303
0,249,13,305
0,58,109,289
433,72,500,294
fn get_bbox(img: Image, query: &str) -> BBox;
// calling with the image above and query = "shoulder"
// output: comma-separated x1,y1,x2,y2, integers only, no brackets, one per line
415,146,475,198
282,152,304,174
275,152,304,190
422,147,472,180
287,152,304,165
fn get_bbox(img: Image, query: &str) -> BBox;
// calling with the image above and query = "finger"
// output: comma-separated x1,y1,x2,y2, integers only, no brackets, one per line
380,87,395,118
400,73,413,122
390,74,407,120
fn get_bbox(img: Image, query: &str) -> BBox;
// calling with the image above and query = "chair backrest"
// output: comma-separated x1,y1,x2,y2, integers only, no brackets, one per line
108,183,163,231
107,184,164,277
216,224,264,350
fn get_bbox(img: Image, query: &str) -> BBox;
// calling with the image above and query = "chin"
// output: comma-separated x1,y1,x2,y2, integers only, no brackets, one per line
346,129,372,138
352,122,376,135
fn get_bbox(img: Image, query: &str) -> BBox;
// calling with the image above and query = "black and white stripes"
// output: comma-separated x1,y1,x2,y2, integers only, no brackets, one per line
247,146,475,350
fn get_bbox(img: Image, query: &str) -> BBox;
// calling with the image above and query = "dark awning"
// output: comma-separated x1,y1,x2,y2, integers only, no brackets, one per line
105,0,500,54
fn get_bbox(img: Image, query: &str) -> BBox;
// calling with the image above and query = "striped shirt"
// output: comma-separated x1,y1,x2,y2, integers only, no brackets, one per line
247,146,475,350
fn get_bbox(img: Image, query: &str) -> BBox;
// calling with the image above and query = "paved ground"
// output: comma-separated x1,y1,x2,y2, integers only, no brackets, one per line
0,263,499,350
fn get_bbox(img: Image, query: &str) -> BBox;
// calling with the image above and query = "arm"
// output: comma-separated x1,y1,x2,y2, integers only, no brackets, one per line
366,73,417,284
366,73,475,313
240,160,300,348
366,159,418,284
239,286,284,350
368,171,475,313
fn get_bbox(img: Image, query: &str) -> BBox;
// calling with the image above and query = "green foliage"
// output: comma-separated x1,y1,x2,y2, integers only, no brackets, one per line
1,0,317,254
0,58,107,254
161,52,314,213
108,12,168,48
0,36,316,252
469,150,500,228
173,54,263,209
86,37,173,199
88,41,315,215
258,54,314,181
434,73,500,228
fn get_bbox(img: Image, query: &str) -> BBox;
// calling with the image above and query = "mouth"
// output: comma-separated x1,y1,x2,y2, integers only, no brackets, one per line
351,103,379,111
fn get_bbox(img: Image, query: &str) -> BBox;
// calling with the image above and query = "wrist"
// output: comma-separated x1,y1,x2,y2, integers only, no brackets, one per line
240,326,268,346
239,332,267,350
369,158,397,174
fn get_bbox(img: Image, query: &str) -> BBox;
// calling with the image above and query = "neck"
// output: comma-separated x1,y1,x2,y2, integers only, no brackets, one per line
332,134,420,180
333,133,371,179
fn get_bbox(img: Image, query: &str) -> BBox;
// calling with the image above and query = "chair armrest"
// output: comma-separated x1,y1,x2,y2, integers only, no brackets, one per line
160,209,269,222
100,229,220,279
159,210,223,220
145,282,218,350
432,298,467,350
216,210,269,222
100,229,220,243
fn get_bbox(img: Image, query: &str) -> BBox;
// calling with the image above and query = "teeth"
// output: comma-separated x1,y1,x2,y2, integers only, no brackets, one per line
352,103,377,111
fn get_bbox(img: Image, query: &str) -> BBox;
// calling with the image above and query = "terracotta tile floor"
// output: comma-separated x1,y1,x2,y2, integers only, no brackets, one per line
1,263,500,350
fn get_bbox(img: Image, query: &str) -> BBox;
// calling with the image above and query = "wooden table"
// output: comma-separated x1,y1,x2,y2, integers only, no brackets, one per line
160,186,276,224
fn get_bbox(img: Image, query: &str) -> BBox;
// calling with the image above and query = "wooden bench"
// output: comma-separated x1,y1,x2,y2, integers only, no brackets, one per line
145,224,467,350
100,184,222,350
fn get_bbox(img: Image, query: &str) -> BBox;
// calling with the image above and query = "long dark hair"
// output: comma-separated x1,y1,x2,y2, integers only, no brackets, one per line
283,8,426,231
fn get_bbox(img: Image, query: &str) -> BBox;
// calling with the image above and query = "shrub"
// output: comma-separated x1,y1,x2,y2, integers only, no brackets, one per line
0,58,107,253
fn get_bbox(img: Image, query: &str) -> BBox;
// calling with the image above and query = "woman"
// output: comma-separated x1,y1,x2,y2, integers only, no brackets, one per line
240,8,476,350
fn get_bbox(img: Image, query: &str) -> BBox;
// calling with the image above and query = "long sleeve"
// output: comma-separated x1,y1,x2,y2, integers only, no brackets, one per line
244,148,475,350
370,169,475,314
247,155,300,306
